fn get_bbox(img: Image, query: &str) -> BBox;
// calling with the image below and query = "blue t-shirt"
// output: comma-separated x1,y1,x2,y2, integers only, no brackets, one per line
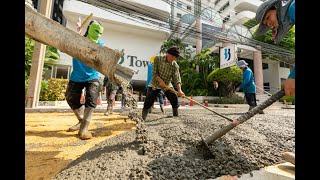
146,63,153,89
287,1,295,79
70,39,105,82
288,1,295,24
237,67,256,93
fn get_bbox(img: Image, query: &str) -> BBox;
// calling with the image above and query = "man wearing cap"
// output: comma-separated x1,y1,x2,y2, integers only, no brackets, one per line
255,0,295,96
235,60,264,114
142,47,185,120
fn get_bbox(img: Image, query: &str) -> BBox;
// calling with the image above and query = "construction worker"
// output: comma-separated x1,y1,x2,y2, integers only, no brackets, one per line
146,56,165,113
255,0,295,96
235,60,264,114
65,20,105,140
142,46,185,120
103,76,119,116
255,0,295,164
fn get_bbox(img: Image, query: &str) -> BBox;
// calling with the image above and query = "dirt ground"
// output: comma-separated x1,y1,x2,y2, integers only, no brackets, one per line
52,107,295,179
25,112,136,180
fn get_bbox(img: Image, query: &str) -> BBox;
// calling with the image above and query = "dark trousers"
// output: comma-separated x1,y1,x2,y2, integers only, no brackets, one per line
143,87,179,109
65,80,100,109
244,93,257,107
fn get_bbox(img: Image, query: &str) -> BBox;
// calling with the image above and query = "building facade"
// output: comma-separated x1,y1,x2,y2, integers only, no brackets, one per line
41,0,293,94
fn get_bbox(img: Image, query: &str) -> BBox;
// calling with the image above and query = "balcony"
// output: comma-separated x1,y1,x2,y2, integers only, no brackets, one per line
231,0,263,13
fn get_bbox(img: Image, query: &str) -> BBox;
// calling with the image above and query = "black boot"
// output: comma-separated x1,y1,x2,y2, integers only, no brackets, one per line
173,108,179,117
67,105,84,132
160,104,165,113
79,107,94,140
142,108,149,121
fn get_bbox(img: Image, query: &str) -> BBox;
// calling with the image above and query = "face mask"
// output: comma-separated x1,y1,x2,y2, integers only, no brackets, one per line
87,23,104,42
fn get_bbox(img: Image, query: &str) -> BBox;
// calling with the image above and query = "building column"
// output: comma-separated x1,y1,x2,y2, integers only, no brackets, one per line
25,0,53,108
253,45,264,94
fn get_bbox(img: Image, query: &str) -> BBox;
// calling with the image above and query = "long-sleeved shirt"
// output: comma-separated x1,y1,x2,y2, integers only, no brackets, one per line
237,67,256,93
148,55,181,90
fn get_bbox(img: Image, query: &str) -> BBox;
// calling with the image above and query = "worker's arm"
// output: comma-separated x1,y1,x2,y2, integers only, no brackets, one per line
172,66,184,97
152,56,166,89
282,66,295,96
236,70,251,91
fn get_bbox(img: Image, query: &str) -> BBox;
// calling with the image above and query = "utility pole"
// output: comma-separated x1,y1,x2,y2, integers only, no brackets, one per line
25,0,53,108
170,0,175,31
195,0,201,72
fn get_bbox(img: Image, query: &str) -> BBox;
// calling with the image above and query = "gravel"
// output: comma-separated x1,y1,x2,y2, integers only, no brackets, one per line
53,107,295,180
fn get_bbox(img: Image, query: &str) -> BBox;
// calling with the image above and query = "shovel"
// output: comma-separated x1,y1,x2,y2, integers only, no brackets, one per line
199,90,285,159
165,86,234,122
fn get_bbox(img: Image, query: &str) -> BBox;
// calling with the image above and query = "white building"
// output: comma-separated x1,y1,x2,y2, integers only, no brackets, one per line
170,0,294,94
43,0,294,94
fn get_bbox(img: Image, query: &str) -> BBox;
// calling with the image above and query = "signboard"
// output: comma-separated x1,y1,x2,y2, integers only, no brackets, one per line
220,44,237,69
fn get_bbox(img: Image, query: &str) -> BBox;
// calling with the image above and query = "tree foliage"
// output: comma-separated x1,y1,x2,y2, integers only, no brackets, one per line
25,36,61,79
160,37,192,59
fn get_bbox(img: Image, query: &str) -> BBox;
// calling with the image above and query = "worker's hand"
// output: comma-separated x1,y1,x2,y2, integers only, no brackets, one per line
281,78,295,96
235,88,240,92
76,17,82,34
177,90,185,97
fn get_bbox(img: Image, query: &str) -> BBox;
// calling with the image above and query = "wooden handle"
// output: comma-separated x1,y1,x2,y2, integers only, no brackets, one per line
165,86,234,122
80,13,94,30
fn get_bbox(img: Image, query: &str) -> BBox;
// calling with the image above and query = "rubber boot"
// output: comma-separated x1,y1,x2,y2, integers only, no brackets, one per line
109,104,114,115
173,108,179,117
67,105,84,132
142,108,149,121
79,107,94,140
104,103,111,116
148,108,152,113
160,104,165,113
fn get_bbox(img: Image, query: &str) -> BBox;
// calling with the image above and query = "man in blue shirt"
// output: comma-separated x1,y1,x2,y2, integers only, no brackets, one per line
235,60,264,114
255,0,295,96
65,20,105,140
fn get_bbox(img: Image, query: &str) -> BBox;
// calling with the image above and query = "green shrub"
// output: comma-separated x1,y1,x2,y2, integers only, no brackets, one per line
41,78,69,101
209,93,245,104
279,96,295,104
39,80,48,101
207,66,242,96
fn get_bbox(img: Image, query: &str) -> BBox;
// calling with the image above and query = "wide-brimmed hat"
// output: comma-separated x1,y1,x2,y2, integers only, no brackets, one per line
167,46,183,59
237,60,248,68
255,0,278,36
255,0,294,44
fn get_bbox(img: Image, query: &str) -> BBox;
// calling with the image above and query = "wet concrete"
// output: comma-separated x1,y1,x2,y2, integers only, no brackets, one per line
53,107,294,179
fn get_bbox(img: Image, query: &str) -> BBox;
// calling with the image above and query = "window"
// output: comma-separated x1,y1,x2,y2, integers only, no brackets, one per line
187,6,192,10
223,15,230,23
177,13,182,18
264,83,270,91
280,62,290,68
262,63,269,69
218,2,229,13
177,2,182,8
56,66,69,79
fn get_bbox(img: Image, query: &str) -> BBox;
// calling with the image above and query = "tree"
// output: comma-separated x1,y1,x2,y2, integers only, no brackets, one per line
160,37,191,59
25,36,60,79
193,48,219,89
